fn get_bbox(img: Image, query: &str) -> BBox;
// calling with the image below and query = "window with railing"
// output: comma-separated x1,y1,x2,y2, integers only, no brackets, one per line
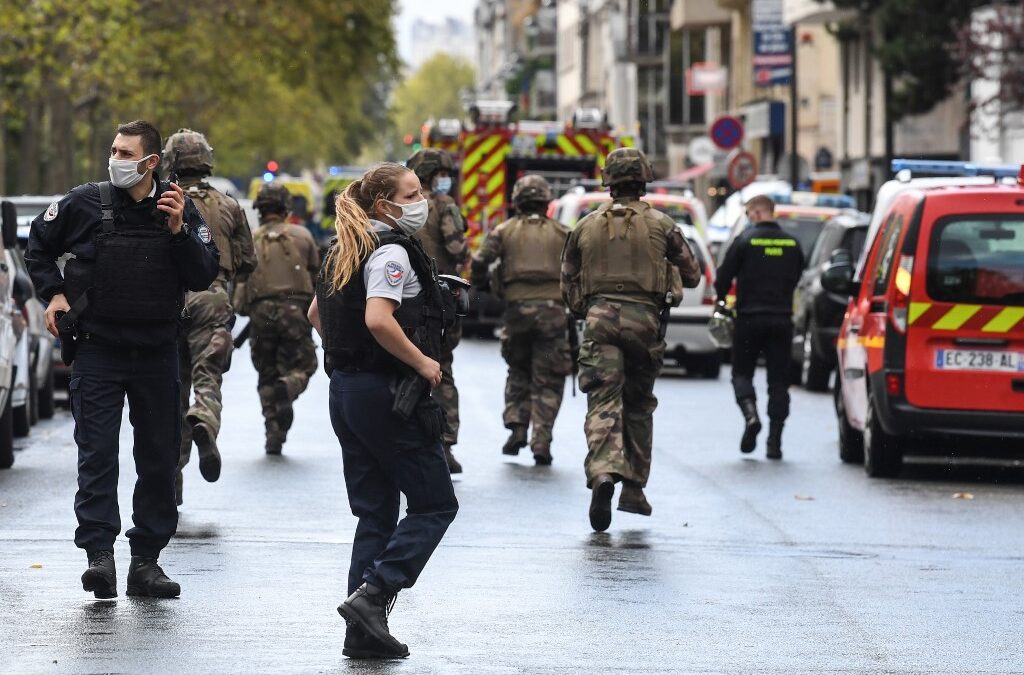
628,0,670,60
668,29,707,127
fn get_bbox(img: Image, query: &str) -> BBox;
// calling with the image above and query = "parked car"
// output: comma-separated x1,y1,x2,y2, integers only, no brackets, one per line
664,224,720,377
826,163,1024,477
791,209,870,391
3,200,57,427
0,208,20,468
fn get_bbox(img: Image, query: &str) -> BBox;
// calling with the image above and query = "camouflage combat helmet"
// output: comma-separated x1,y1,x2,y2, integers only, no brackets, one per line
406,148,455,185
162,128,214,176
512,174,553,207
254,182,291,214
601,147,654,187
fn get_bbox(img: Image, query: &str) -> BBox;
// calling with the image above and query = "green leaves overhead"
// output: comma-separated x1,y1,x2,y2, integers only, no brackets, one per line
0,1,399,189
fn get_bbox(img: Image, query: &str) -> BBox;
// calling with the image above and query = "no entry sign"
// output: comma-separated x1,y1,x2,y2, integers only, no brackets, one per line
710,115,744,151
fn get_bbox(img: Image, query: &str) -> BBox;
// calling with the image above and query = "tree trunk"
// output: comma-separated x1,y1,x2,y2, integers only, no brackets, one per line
44,93,74,193
17,98,42,194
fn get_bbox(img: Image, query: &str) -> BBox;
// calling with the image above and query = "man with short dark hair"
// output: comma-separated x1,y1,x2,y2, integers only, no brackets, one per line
714,194,804,459
26,120,220,599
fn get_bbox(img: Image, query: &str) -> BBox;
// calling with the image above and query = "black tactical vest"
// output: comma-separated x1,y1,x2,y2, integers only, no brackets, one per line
317,230,448,375
64,182,182,323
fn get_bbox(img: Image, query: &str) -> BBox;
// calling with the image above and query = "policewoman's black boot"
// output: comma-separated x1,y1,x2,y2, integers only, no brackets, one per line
81,550,117,599
739,399,761,454
126,556,181,598
343,623,396,659
338,584,409,658
766,422,784,460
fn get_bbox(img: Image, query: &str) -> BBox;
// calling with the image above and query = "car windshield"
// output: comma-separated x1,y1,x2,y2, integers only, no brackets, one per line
777,216,828,259
843,226,868,258
927,216,1024,306
14,202,50,226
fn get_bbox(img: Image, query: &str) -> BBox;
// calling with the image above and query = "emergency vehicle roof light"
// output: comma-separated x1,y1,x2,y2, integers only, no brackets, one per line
571,107,606,130
890,159,1021,179
468,100,516,126
436,118,462,138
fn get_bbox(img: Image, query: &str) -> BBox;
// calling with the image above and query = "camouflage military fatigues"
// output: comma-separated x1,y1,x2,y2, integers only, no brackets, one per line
473,206,570,458
243,214,320,451
415,191,468,448
561,197,701,488
176,177,256,489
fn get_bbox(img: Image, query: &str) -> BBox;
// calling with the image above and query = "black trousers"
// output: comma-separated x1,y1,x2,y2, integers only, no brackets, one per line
70,342,181,558
329,370,459,595
731,314,793,423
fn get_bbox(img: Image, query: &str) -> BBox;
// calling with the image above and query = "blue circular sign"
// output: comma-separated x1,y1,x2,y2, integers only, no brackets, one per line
710,115,744,150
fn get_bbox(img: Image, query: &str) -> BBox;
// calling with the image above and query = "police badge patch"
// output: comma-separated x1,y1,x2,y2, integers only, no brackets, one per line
43,202,59,222
385,261,404,286
197,223,212,244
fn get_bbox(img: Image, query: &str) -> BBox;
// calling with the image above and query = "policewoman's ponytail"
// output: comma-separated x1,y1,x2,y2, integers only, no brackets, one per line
323,162,411,294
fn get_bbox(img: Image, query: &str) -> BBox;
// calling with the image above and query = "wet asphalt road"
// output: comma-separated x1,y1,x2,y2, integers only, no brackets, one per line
1,338,1023,674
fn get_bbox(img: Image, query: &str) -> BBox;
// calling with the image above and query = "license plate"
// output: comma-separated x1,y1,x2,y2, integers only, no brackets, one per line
935,349,1024,372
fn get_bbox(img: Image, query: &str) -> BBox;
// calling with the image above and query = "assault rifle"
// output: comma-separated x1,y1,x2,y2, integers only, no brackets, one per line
567,312,580,397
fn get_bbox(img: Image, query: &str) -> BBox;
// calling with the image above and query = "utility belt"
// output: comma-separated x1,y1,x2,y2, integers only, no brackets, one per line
249,294,313,310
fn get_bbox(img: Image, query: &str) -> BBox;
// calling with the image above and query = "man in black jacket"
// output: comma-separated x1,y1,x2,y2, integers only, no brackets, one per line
26,120,220,599
714,195,804,459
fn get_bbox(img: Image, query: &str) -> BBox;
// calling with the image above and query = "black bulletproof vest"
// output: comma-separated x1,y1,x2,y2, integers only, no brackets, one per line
317,230,446,374
64,182,182,324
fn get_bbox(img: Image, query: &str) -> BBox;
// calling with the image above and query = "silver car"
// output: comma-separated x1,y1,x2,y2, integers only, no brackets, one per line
663,224,721,378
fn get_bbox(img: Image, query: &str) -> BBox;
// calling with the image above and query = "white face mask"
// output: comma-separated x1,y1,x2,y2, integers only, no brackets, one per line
433,176,452,194
385,198,429,235
108,154,156,189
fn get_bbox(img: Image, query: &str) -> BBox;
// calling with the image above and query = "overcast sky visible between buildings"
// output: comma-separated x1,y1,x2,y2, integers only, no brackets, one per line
396,0,477,65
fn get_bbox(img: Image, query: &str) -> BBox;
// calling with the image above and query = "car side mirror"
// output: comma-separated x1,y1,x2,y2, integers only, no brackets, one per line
821,249,858,296
0,201,17,250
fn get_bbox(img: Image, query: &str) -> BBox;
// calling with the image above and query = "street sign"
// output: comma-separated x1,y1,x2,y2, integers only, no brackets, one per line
727,151,758,190
687,136,716,165
710,115,744,150
687,63,728,95
752,0,793,87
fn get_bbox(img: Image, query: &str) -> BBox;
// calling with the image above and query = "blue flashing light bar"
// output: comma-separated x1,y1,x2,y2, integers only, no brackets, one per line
890,159,1021,179
771,192,856,209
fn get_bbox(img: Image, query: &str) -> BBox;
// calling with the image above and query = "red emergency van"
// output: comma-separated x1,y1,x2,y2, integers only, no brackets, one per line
824,178,1024,476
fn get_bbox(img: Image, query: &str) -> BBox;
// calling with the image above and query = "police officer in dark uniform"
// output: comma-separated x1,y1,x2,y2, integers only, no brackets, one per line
26,120,220,599
308,162,459,659
714,194,804,459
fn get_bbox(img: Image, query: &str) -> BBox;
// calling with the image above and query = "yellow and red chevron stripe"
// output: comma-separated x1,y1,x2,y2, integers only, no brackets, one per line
908,302,1024,333
459,132,511,231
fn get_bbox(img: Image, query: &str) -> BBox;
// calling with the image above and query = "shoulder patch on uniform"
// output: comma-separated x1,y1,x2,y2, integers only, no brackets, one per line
43,202,59,222
385,260,405,286
197,223,213,244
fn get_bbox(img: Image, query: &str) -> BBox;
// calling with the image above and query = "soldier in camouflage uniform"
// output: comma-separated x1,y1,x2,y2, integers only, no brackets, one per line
164,129,257,506
561,148,702,532
471,175,571,465
407,148,469,473
236,183,320,455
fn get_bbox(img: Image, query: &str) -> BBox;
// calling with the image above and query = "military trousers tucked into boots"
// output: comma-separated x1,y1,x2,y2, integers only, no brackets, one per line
177,285,233,479
500,301,571,453
249,298,318,447
577,299,664,488
437,320,461,448
329,370,459,595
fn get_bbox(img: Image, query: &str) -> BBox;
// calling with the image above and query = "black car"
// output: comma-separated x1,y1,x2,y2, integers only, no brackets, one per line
791,209,870,391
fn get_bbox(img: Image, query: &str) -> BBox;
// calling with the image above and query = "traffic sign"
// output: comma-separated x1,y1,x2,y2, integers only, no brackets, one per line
710,115,744,150
727,151,758,190
687,136,716,165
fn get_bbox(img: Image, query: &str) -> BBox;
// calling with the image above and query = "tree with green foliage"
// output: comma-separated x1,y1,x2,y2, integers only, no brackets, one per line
823,0,986,121
0,1,399,193
387,53,475,161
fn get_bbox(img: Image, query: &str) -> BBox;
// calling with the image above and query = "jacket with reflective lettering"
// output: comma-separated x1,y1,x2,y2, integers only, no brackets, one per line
714,220,804,316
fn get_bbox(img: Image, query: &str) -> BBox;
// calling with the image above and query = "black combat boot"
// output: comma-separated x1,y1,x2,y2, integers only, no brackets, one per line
444,446,463,474
532,445,552,466
502,424,527,456
739,399,762,454
188,416,221,483
617,482,653,516
589,474,615,532
337,584,409,658
126,556,181,598
274,381,294,433
81,550,117,599
766,421,784,460
343,623,397,659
